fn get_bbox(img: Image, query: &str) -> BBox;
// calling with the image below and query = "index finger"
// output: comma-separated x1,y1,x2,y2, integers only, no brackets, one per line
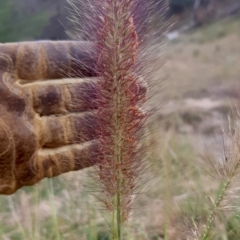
0,41,97,81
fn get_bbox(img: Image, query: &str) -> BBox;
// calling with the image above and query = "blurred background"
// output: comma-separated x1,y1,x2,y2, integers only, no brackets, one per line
0,0,240,239
0,0,69,42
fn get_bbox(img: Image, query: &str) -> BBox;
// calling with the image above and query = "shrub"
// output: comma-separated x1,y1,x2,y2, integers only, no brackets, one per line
0,1,48,42
169,0,195,13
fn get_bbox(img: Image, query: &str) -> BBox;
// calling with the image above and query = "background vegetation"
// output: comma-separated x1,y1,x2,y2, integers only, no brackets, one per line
0,0,69,42
169,0,194,13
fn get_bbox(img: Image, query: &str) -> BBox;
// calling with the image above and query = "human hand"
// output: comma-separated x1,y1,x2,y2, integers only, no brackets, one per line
0,41,100,194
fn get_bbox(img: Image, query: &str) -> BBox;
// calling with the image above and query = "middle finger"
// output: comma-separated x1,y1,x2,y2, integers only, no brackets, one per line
39,112,98,148
22,78,98,116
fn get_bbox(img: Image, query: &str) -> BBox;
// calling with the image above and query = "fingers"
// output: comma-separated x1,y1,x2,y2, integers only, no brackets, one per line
39,112,97,147
25,78,98,116
0,41,96,80
37,141,100,178
23,76,147,116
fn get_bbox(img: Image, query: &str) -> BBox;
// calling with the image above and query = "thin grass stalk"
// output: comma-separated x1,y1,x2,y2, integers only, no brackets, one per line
48,179,61,240
200,119,240,239
8,196,31,240
200,180,230,240
163,139,171,240
32,185,40,240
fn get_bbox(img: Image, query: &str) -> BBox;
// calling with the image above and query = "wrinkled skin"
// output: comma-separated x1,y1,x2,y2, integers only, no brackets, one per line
0,41,101,194
0,41,147,195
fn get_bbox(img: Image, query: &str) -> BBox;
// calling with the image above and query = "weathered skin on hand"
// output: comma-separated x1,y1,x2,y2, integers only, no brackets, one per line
0,41,99,195
0,41,146,195
0,41,96,80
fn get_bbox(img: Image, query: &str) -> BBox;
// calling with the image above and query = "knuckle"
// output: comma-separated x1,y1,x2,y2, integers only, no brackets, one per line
0,52,13,73
0,119,17,195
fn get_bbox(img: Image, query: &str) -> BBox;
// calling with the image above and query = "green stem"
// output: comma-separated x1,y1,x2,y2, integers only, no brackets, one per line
200,180,230,240
112,0,123,238
48,179,61,240
112,184,122,240
112,76,123,240
200,153,240,240
117,191,122,239
33,184,40,240
163,145,170,240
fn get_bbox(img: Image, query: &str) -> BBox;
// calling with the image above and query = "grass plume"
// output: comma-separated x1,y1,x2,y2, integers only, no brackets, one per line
199,115,240,239
67,0,164,238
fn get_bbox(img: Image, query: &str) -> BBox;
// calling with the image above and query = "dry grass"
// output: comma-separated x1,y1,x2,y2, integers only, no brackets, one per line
158,16,240,101
1,16,240,240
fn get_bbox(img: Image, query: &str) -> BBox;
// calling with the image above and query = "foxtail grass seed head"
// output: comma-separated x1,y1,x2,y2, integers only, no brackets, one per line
94,0,148,224
68,0,166,238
